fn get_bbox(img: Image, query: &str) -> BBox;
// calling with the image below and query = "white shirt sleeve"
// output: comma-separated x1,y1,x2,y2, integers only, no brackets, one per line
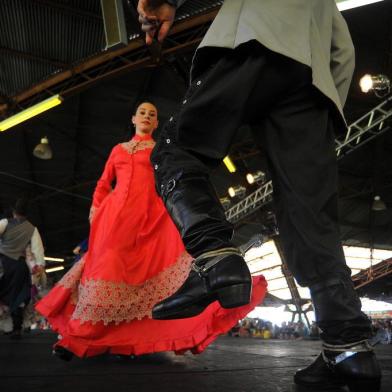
31,228,45,266
0,218,8,236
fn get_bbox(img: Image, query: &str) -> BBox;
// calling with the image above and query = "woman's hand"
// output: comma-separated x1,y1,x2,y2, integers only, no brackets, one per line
89,206,97,224
137,0,176,45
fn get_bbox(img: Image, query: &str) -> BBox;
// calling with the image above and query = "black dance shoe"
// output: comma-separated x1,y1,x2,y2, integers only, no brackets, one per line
52,346,74,362
294,341,381,392
9,329,22,340
152,251,252,320
114,354,137,362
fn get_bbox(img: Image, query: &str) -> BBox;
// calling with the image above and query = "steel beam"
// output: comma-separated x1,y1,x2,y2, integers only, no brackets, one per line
226,95,392,223
274,238,311,328
0,7,219,115
352,257,392,289
336,95,392,158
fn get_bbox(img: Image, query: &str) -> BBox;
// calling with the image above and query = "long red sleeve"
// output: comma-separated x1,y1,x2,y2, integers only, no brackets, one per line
92,146,117,209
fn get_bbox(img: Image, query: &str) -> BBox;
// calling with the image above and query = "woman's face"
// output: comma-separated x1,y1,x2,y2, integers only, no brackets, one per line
132,103,158,135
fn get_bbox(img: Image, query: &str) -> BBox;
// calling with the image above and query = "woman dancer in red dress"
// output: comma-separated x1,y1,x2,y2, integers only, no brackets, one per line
36,102,267,359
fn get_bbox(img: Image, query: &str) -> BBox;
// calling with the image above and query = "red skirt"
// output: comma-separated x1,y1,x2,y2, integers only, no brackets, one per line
36,255,266,357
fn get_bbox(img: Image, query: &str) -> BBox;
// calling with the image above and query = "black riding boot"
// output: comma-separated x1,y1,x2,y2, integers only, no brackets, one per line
152,175,252,320
10,307,24,340
294,277,381,391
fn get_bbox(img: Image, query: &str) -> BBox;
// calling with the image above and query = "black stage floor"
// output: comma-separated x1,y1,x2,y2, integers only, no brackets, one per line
1,332,391,392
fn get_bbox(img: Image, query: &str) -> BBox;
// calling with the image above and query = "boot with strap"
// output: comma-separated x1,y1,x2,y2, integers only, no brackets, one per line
294,277,381,391
294,340,381,392
152,174,253,320
153,248,252,320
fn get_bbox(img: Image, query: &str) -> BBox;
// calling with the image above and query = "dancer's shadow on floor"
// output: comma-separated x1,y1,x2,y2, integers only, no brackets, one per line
100,352,190,370
292,385,347,392
109,353,172,365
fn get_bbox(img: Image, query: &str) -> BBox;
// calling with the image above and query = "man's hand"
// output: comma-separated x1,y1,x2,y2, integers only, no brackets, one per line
32,264,45,274
137,0,176,45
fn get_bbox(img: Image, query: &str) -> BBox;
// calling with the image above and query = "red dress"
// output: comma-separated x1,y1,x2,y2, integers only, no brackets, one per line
36,134,267,357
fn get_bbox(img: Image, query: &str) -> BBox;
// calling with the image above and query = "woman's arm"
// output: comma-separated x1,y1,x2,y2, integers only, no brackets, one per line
90,147,117,222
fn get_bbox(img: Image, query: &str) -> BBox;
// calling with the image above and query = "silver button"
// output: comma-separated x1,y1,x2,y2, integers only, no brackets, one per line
154,164,159,170
182,99,187,104
166,139,171,144
169,116,173,122
196,80,201,86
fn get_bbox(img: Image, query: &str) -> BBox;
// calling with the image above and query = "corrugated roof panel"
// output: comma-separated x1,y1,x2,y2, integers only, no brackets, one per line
52,0,102,14
0,55,59,98
0,0,105,97
176,0,223,20
0,0,224,97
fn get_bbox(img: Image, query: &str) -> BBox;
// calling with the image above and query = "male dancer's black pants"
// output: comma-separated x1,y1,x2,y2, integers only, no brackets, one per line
151,42,371,344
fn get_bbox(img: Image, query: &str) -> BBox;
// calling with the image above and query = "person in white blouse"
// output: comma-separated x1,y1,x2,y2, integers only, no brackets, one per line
0,199,45,339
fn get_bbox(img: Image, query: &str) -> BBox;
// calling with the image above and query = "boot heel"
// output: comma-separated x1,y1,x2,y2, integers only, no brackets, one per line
217,283,251,308
347,377,381,392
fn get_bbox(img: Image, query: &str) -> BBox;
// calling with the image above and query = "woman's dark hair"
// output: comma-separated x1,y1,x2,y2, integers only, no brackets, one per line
124,121,136,141
13,198,29,217
134,100,157,113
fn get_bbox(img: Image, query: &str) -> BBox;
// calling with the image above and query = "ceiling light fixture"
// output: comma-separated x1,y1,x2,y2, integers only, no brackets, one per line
220,197,232,210
45,266,65,273
33,136,53,160
246,170,266,185
223,156,237,173
0,95,63,132
337,0,384,11
359,74,390,97
44,256,65,262
372,195,387,211
228,185,246,199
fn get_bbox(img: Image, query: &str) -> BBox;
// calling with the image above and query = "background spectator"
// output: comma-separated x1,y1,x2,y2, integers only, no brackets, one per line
0,199,45,339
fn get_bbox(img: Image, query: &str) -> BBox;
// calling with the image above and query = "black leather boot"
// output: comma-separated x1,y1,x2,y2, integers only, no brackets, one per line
160,173,235,257
294,340,381,392
152,174,252,320
153,250,252,319
294,277,381,391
